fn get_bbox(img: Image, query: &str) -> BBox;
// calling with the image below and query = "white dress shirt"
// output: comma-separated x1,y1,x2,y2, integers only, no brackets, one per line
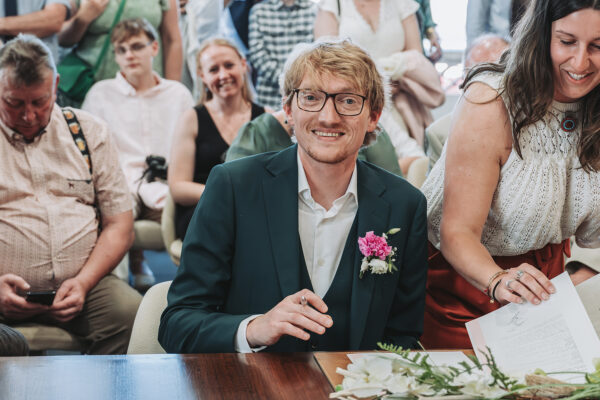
235,152,358,352
82,72,194,209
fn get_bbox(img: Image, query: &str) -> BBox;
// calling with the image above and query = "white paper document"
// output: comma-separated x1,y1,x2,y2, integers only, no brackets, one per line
466,272,600,381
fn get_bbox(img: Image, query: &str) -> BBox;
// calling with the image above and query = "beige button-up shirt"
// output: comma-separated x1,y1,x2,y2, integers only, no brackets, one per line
0,104,131,289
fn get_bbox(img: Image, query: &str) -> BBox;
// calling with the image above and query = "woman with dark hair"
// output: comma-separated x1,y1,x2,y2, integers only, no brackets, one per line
420,0,600,349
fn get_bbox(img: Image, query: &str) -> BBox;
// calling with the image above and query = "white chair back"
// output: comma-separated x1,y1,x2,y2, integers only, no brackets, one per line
127,281,171,354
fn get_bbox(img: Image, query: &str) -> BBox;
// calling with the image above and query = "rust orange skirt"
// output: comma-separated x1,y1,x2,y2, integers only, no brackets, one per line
421,240,569,349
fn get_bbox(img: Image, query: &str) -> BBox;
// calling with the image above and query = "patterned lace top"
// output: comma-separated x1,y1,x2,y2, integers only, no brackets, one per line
421,73,600,256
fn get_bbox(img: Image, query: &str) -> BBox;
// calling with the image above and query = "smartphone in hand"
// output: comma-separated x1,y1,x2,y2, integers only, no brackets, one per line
24,290,56,306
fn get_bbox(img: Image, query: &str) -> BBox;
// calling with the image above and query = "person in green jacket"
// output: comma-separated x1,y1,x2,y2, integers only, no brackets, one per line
226,110,403,176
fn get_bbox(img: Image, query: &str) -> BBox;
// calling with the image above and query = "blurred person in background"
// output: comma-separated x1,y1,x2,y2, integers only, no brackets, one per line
58,0,182,85
425,33,509,171
82,18,193,291
178,0,223,99
248,0,317,110
466,0,511,47
0,0,71,62
415,0,442,63
314,0,444,175
169,38,267,240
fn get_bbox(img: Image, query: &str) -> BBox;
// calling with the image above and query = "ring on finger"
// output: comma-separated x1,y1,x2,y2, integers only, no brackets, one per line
505,279,515,290
515,270,525,281
300,295,307,306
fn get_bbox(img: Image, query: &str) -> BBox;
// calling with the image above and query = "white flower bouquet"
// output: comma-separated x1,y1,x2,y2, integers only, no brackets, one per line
330,343,600,400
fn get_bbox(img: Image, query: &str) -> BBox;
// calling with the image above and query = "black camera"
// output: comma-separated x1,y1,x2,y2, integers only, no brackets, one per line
143,155,168,182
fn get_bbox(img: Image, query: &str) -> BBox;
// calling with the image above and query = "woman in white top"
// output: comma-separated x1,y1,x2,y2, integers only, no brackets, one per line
420,0,600,349
314,0,444,175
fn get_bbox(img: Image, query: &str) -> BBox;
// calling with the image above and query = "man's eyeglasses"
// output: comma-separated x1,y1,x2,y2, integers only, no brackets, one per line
114,42,152,55
293,89,366,116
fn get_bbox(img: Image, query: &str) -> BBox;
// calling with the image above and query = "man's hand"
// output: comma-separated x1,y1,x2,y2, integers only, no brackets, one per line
246,289,333,348
0,274,49,320
78,0,109,23
50,278,87,323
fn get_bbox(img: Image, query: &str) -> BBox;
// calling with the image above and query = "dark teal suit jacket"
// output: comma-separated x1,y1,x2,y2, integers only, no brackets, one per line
158,145,427,353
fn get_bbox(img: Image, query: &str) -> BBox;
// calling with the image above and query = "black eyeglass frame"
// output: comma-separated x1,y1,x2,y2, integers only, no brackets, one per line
292,88,367,116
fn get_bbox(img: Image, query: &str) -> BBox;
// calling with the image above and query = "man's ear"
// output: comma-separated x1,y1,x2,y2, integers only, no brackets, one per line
367,110,381,132
150,40,159,57
283,99,294,127
51,73,60,103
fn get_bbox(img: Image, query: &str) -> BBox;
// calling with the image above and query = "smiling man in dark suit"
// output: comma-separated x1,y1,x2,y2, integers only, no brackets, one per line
159,38,428,353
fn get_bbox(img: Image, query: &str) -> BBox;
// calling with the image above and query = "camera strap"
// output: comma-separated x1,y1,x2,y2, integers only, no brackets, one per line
62,108,101,225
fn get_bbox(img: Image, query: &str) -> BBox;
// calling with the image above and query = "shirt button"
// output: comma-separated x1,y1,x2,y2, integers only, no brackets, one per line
317,259,324,267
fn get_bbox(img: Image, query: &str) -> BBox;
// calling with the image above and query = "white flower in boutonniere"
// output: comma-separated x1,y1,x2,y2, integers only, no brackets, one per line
358,228,400,279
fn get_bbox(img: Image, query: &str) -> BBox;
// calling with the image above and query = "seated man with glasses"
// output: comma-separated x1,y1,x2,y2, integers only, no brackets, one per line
159,38,428,353
82,18,193,291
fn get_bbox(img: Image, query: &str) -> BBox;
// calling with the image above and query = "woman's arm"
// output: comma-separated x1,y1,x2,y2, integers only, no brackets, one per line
58,0,108,47
160,0,183,81
168,108,204,206
402,14,423,52
314,9,339,38
439,82,555,305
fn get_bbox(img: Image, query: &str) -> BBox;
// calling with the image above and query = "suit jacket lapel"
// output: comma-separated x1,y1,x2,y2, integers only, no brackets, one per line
350,162,391,348
263,146,301,298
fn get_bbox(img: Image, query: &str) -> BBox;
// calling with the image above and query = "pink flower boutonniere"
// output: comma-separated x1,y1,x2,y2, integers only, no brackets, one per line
358,228,401,278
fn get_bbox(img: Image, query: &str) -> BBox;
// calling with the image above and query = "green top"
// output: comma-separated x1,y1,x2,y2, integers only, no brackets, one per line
74,0,169,81
226,113,403,176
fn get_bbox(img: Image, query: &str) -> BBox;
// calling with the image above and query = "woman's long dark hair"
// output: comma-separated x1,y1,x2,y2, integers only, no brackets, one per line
462,0,600,171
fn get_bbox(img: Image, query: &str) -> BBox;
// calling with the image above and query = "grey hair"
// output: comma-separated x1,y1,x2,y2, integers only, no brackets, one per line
0,34,56,86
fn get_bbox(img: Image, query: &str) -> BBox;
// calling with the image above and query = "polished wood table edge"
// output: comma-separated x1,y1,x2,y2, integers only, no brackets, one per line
0,352,335,400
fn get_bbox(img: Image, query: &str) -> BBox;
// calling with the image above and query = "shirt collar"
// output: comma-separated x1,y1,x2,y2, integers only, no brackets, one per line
114,71,163,96
273,0,311,10
297,150,358,205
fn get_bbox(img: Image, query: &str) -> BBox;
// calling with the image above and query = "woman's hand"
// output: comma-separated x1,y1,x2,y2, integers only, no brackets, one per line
492,265,556,305
426,29,442,63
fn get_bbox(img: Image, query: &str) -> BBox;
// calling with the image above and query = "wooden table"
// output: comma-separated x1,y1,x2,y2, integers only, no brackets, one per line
0,353,335,400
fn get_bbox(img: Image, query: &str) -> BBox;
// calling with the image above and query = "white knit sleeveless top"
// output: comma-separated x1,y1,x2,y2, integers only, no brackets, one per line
422,73,600,256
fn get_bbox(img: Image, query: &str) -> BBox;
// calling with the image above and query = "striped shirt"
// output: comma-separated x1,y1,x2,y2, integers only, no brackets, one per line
248,0,317,109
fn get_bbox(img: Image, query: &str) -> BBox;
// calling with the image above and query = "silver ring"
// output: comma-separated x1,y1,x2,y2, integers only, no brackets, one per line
516,270,525,281
300,295,307,306
505,279,515,289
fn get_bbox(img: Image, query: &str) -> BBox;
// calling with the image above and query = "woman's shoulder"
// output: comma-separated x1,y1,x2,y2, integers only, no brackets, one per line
317,0,344,15
392,0,420,19
464,71,504,93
